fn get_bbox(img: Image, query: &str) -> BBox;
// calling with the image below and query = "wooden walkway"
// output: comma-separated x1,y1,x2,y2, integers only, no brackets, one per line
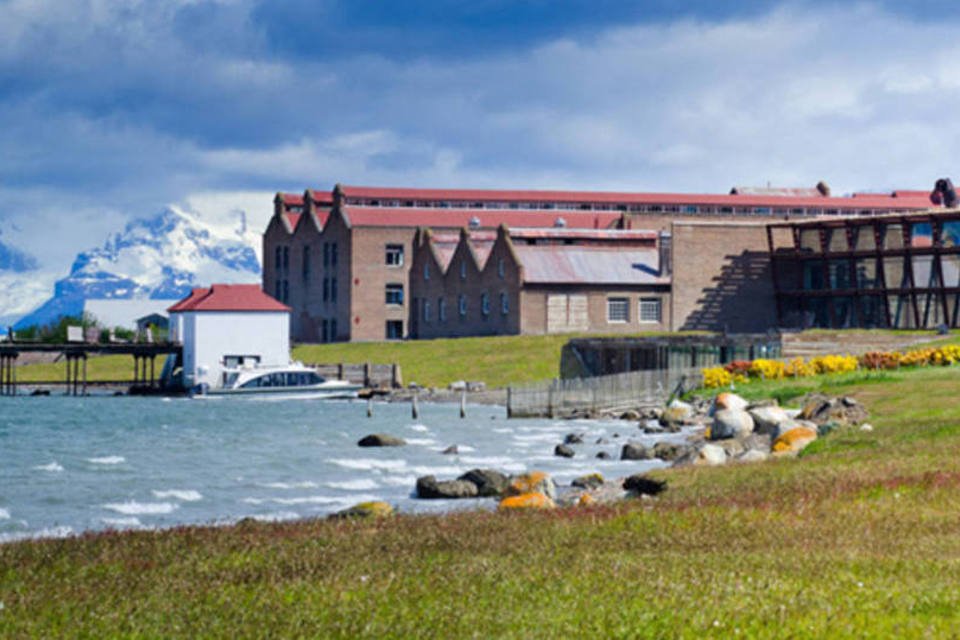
0,342,182,396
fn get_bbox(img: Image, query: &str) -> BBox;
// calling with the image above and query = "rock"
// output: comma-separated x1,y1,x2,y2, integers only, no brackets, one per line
564,433,584,444
711,408,754,440
693,443,727,466
623,474,667,496
448,380,467,391
748,405,791,435
738,449,769,463
466,381,486,392
714,392,749,412
457,468,510,497
642,419,666,434
358,433,406,447
719,438,745,458
860,423,874,432
554,444,576,458
331,501,394,519
620,410,641,421
498,492,556,510
799,393,868,426
595,437,610,445
668,398,695,415
621,442,653,460
416,475,479,499
506,471,556,500
596,451,612,460
441,445,459,455
571,473,604,490
652,441,691,462
660,399,695,427
772,427,818,454
577,494,596,507
739,433,773,453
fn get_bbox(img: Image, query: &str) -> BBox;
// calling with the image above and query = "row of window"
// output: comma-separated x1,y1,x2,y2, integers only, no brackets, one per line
423,257,507,281
421,292,509,323
274,279,289,304
320,318,338,342
607,297,662,324
345,198,887,217
274,243,338,277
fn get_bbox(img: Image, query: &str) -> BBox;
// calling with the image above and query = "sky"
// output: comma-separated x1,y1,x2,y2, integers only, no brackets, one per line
1,0,960,276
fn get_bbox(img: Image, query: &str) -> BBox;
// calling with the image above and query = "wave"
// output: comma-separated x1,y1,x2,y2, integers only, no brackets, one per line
101,516,142,528
378,475,418,487
269,494,380,506
0,508,9,520
405,438,439,447
258,481,319,490
325,458,408,471
102,501,178,515
33,461,64,472
88,456,125,465
0,525,74,544
248,511,301,523
324,479,379,491
152,490,203,502
408,424,430,432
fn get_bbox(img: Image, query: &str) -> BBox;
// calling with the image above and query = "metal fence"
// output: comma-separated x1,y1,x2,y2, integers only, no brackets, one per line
506,367,703,418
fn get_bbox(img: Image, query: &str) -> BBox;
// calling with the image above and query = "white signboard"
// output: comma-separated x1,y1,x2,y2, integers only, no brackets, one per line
67,326,84,343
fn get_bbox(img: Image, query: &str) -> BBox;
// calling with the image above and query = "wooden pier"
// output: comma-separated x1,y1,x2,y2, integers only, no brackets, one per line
0,342,182,396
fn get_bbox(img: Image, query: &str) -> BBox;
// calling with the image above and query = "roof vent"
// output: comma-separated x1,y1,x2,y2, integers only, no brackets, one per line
554,217,567,228
468,216,481,229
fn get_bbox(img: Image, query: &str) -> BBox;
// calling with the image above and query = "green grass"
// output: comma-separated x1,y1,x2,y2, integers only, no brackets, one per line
6,364,960,636
14,354,136,383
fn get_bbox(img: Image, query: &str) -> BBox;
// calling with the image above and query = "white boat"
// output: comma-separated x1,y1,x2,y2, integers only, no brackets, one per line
194,362,362,399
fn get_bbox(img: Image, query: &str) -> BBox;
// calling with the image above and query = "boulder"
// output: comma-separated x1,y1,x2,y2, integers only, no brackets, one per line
693,443,727,466
595,437,610,445
441,445,459,455
506,471,556,500
620,410,641,421
660,399,695,427
799,393,869,426
466,381,486,392
577,494,596,507
623,474,667,496
652,441,691,462
748,405,791,435
596,451,612,460
719,438,745,459
416,475,479,499
564,433,585,444
571,473,604,490
457,468,510,497
498,492,556,510
738,449,769,464
331,501,394,519
357,433,406,447
621,442,653,460
772,419,815,440
554,444,576,458
714,392,749,412
772,427,818,454
711,409,754,440
448,380,467,391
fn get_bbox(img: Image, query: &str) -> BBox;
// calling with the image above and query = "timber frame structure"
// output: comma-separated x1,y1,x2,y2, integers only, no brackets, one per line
767,209,960,329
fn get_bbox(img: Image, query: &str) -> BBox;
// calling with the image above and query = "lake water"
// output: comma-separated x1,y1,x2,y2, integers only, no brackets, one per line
0,395,688,542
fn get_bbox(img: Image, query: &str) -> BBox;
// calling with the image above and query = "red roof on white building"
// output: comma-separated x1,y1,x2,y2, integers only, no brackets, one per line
168,284,290,313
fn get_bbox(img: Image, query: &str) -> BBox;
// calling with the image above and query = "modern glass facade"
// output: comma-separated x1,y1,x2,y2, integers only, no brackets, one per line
768,212,960,329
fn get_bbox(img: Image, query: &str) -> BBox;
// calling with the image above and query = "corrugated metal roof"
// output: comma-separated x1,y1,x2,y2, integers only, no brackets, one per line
170,284,290,313
514,245,667,285
343,206,620,229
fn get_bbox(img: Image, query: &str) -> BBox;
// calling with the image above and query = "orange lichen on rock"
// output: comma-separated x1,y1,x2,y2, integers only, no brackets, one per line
498,492,556,510
577,493,595,507
772,426,818,453
506,471,553,497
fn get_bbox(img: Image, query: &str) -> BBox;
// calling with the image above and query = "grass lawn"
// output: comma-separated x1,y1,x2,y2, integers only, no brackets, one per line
5,365,960,636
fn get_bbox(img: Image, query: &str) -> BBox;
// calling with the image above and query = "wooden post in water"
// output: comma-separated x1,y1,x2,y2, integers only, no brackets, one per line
64,353,70,395
391,363,402,388
82,355,88,396
11,354,16,396
412,390,420,420
367,396,373,418
506,387,512,418
363,362,372,388
150,356,156,387
338,362,345,380
460,388,466,418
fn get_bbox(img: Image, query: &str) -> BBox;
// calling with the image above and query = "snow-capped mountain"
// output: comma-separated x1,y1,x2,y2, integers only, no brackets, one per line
13,205,262,330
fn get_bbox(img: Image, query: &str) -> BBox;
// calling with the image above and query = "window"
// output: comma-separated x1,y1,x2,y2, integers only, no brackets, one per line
330,318,337,341
386,283,404,305
282,246,289,271
323,242,329,267
282,280,289,304
424,263,430,280
439,297,447,322
302,246,311,282
639,297,661,323
322,278,329,302
331,242,338,267
321,319,329,342
497,258,505,278
386,244,404,266
607,297,629,323
275,279,282,301
275,246,283,270
458,294,467,316
481,292,490,316
500,292,509,315
386,320,403,339
423,300,431,322
460,261,467,279
330,277,338,302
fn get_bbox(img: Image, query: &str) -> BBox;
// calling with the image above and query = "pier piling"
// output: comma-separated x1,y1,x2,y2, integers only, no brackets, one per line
460,389,466,418
412,391,420,420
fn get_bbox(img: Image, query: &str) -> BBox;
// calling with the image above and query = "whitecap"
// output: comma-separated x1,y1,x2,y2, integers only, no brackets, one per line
0,526,74,544
33,462,64,472
408,424,430,432
102,501,178,515
101,516,142,528
258,481,319,490
242,497,265,505
379,475,418,487
408,465,466,476
88,456,125,465
456,445,477,452
405,438,439,446
325,458,407,471
325,479,379,491
270,494,379,506
152,490,203,502
0,508,9,520
249,511,300,523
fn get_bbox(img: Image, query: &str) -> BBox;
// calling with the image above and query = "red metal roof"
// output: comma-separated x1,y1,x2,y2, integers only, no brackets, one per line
310,190,334,205
508,228,658,241
343,206,620,229
338,185,932,210
284,212,302,230
514,245,667,285
169,284,290,313
279,193,305,206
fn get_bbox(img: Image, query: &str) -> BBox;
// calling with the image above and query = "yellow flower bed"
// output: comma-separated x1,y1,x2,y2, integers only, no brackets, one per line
701,345,960,388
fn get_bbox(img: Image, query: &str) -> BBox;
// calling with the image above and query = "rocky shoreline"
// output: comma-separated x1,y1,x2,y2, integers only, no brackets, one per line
336,390,871,518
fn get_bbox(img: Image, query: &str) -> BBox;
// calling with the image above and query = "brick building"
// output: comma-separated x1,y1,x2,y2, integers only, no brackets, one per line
263,184,935,342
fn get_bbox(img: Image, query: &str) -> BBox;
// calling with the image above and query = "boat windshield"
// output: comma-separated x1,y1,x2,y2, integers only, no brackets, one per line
238,371,323,389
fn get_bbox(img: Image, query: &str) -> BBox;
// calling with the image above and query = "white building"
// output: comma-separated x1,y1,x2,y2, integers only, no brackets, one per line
84,299,180,331
168,284,291,390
